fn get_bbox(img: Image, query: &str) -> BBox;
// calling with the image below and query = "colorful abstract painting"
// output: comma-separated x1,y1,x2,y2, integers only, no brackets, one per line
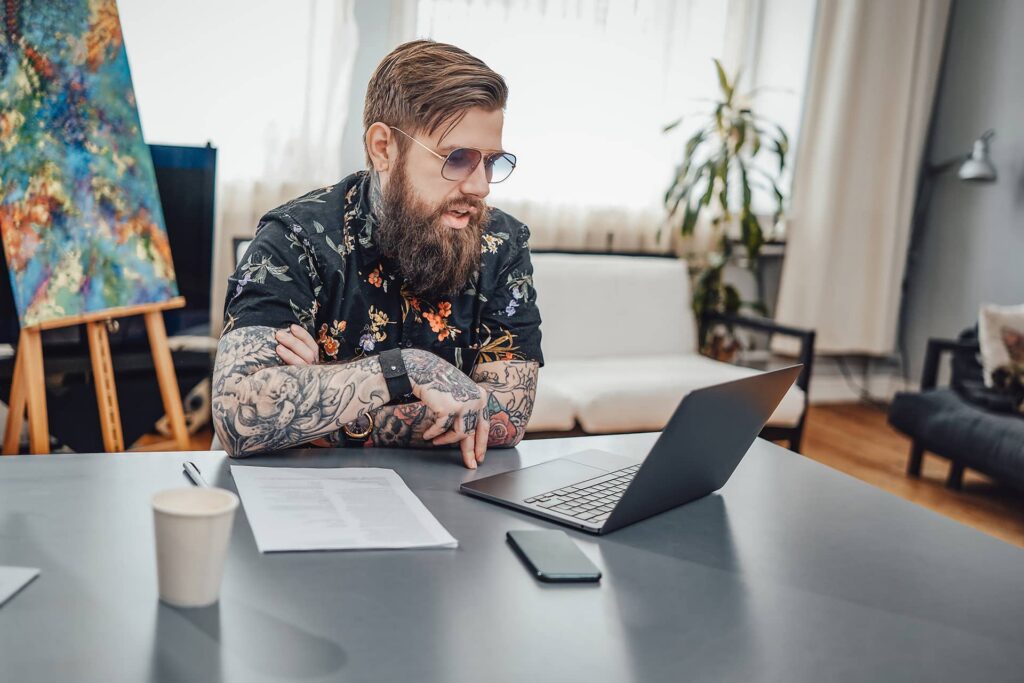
0,0,178,328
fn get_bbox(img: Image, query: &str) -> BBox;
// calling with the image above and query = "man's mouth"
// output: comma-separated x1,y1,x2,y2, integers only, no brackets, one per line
443,207,474,229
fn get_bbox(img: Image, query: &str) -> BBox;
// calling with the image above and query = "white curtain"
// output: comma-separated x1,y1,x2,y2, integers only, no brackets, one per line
415,0,816,252
118,0,358,326
773,0,951,355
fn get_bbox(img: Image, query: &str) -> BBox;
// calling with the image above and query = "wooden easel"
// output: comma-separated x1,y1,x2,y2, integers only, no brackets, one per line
2,297,190,455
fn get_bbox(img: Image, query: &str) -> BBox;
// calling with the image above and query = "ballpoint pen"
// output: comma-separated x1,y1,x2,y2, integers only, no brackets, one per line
183,461,210,488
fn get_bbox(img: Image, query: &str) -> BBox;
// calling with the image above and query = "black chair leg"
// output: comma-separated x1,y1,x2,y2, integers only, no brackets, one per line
907,443,925,477
946,461,965,490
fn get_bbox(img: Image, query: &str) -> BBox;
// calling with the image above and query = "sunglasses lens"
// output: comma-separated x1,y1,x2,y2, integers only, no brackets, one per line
441,148,482,181
485,153,517,183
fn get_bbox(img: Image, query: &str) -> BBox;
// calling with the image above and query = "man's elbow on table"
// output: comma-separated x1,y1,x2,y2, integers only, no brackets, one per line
210,392,269,459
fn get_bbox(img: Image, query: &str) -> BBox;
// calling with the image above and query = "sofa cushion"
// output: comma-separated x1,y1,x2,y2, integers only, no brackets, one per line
889,388,1024,492
526,372,577,432
531,253,697,360
534,354,805,434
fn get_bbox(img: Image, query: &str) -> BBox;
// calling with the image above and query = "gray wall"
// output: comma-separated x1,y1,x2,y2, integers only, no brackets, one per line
901,0,1024,381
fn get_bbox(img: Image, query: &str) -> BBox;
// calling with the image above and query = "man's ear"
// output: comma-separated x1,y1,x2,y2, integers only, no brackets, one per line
365,122,395,172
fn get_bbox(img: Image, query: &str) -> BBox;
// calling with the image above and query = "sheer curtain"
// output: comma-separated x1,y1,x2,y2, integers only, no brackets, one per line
416,0,815,252
772,0,951,355
118,0,358,325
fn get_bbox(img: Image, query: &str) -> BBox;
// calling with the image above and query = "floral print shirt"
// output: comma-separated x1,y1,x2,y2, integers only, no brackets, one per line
222,171,544,375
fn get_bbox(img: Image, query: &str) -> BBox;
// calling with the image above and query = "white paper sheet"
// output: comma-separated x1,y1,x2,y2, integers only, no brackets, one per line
0,566,39,607
230,466,458,552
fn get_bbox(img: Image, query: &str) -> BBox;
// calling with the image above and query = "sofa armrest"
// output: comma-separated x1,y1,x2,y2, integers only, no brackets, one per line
921,338,979,391
702,312,816,394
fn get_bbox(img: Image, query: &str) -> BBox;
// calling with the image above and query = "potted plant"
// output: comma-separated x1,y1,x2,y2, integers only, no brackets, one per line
663,59,790,359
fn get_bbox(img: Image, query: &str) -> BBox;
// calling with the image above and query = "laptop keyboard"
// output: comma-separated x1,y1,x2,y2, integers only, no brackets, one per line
523,464,640,525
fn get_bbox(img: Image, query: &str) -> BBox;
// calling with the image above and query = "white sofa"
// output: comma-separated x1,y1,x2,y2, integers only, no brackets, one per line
526,253,810,448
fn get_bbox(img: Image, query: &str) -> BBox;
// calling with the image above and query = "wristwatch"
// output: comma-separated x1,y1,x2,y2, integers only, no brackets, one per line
379,348,413,403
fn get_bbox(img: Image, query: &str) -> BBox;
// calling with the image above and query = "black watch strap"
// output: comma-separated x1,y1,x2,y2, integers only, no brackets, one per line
380,348,413,402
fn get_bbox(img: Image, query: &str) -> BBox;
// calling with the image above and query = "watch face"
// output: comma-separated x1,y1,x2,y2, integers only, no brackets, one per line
343,415,373,439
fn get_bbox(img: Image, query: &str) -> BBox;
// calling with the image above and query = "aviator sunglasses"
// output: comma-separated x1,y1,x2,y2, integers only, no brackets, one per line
390,127,517,184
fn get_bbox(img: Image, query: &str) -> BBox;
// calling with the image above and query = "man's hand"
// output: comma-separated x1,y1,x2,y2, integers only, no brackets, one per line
276,324,319,366
274,325,489,468
404,349,491,469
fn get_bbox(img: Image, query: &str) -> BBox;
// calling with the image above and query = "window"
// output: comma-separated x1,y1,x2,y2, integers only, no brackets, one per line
417,0,816,251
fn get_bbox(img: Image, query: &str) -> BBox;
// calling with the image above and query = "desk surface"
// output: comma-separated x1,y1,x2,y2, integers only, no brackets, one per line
1,435,1022,683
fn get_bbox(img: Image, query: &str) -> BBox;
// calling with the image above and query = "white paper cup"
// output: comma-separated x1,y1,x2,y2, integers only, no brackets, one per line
152,487,239,608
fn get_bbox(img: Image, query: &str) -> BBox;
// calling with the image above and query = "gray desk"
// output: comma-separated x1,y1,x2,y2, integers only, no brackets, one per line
1,435,1022,682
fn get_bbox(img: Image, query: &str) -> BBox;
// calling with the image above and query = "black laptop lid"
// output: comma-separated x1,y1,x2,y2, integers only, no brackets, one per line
602,365,802,533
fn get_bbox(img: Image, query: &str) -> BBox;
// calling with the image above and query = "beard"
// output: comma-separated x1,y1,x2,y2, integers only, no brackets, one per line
373,161,489,300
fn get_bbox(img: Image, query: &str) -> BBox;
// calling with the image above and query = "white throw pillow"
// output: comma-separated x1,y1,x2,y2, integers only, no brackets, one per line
977,303,1024,387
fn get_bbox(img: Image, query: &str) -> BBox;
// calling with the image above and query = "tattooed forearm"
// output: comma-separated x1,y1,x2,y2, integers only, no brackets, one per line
404,349,482,402
369,402,432,447
364,359,539,449
212,326,389,456
472,360,539,447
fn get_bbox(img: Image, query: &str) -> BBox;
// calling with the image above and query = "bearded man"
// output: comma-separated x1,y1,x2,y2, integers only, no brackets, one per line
212,40,542,468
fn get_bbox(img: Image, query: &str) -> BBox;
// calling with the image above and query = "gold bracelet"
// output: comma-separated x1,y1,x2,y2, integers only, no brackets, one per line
342,413,374,440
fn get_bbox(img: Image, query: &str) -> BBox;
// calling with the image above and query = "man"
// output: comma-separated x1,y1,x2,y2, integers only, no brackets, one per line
212,40,542,469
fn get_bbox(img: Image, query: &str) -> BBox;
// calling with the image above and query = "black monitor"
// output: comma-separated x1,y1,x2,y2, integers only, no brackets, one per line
0,142,217,347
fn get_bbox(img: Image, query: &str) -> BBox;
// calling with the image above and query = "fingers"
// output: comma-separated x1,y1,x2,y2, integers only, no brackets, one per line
432,426,467,446
474,415,489,463
289,324,319,358
422,412,456,442
275,326,318,365
433,409,478,446
276,343,308,367
459,434,477,469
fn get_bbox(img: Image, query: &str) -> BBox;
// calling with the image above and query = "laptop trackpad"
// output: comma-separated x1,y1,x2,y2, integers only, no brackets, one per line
465,459,608,499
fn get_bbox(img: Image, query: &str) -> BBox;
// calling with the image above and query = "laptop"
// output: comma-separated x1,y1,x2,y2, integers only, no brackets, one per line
460,365,802,534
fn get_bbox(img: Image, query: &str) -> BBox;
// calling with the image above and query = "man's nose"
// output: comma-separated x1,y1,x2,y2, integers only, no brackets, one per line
459,159,490,200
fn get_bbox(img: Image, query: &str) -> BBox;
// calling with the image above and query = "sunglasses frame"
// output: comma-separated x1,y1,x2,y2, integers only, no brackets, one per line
389,126,517,184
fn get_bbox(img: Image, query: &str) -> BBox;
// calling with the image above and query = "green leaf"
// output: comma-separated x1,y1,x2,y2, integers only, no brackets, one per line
738,160,752,210
717,157,730,219
663,127,709,207
772,138,786,173
662,117,683,133
699,168,716,209
772,181,785,225
713,58,733,103
667,179,694,218
723,284,742,314
685,126,708,158
681,195,700,235
741,211,764,262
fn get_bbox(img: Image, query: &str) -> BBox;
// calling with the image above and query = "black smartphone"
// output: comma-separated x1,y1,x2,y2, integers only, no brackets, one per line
506,530,602,583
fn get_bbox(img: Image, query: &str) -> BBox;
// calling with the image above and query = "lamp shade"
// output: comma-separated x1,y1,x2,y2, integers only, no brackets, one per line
957,130,997,182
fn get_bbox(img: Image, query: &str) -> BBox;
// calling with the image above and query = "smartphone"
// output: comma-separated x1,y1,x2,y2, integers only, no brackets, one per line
506,530,602,583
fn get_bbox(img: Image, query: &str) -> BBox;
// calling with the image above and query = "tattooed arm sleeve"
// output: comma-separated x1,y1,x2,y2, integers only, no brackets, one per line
364,360,539,449
212,325,390,457
472,360,539,447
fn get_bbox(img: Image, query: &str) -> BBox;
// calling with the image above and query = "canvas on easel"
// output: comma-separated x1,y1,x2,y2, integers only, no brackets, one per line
0,0,189,453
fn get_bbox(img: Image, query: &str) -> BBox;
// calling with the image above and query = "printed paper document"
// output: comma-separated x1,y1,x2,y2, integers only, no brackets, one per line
0,566,39,607
231,466,458,552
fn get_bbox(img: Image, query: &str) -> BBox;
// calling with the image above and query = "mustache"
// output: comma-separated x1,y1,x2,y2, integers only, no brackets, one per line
437,196,488,220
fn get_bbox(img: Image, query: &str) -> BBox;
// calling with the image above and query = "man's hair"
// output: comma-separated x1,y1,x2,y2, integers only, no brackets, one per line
363,40,508,165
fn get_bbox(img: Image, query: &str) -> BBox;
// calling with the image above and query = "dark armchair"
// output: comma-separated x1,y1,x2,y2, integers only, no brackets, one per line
888,329,1024,492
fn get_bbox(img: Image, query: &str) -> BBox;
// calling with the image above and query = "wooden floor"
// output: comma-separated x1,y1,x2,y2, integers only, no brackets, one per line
145,403,1024,549
801,403,1024,548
